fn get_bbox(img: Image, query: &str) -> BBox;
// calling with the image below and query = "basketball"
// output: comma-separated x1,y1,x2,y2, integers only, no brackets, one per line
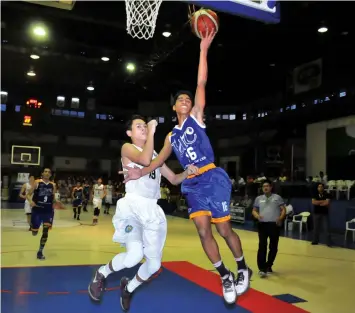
190,9,219,39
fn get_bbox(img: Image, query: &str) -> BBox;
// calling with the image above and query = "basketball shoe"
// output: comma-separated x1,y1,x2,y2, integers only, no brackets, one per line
235,267,253,296
120,277,133,311
88,270,106,302
221,272,237,304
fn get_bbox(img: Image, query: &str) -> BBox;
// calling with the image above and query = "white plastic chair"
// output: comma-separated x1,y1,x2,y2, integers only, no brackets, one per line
336,180,347,199
345,218,355,243
326,180,336,195
284,204,294,232
344,180,355,200
292,212,310,233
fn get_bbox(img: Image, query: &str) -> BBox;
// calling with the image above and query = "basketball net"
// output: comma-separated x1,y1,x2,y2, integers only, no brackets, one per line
125,0,163,40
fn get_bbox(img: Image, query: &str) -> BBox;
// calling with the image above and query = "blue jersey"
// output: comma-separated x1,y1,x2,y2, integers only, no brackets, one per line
169,115,214,169
73,187,83,200
83,185,90,196
32,179,55,211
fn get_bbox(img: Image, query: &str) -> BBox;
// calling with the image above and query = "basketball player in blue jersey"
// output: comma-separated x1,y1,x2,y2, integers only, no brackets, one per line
121,30,252,304
72,181,83,220
82,180,90,212
27,168,64,260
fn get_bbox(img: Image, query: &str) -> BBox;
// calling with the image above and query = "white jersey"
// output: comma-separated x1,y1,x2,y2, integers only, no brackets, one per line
124,145,161,199
106,185,113,197
93,184,105,199
24,182,33,203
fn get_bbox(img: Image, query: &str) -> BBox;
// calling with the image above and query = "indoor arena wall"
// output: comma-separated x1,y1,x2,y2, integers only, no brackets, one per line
306,115,355,177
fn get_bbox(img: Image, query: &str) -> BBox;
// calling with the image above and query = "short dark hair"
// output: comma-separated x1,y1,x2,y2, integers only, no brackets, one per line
125,114,146,131
172,90,193,106
262,179,272,186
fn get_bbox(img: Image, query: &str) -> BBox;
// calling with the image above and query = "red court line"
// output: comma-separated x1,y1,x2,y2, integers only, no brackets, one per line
1,290,12,293
163,261,309,313
18,291,39,295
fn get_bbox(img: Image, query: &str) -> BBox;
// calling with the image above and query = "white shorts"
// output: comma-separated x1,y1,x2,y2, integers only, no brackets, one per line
105,195,112,204
93,198,102,209
24,201,32,214
112,193,167,259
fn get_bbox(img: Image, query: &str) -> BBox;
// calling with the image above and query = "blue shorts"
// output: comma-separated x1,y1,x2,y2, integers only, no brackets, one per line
181,167,231,223
31,207,54,232
73,199,82,207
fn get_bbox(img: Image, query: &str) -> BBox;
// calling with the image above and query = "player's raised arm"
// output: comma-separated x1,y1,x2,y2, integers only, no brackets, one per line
120,134,173,182
121,119,157,167
191,30,216,123
160,164,199,186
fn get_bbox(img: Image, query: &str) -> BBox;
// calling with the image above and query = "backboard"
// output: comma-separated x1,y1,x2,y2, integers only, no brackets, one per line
188,0,280,24
11,145,41,166
23,1,76,10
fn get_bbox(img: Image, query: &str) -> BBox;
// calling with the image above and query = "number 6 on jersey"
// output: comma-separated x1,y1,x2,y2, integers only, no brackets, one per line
186,147,197,161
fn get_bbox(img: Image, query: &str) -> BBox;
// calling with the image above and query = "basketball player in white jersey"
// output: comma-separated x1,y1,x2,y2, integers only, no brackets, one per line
104,180,113,214
19,175,35,230
88,115,197,311
92,178,106,225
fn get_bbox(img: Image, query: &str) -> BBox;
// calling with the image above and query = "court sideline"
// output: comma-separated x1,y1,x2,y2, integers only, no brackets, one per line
1,207,354,313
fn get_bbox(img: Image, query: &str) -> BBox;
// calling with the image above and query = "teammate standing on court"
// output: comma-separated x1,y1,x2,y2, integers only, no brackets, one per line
19,175,35,230
88,115,197,311
104,180,113,214
72,181,83,221
92,178,106,225
27,168,63,260
121,30,252,304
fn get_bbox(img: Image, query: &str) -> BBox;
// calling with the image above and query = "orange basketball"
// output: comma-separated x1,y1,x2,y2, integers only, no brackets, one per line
191,9,219,39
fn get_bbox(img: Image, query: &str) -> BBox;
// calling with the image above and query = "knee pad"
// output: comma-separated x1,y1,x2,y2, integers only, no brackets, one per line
146,258,162,276
94,207,100,216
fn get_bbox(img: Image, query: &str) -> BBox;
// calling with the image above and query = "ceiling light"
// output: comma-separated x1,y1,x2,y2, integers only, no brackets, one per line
87,86,94,91
27,70,36,77
270,63,275,67
33,26,46,37
341,31,348,35
101,56,109,62
30,54,40,60
318,26,328,33
162,31,171,38
1,91,8,96
126,63,135,72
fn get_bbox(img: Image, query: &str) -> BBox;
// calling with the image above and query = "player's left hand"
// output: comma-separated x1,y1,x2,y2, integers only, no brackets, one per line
118,165,142,183
186,165,199,176
200,28,216,51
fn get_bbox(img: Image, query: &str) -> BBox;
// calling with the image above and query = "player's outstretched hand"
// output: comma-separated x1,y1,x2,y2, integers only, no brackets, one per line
186,164,199,176
200,28,216,51
147,119,158,135
118,165,142,183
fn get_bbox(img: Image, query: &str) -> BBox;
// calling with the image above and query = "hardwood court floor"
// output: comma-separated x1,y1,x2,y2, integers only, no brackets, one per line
1,206,354,313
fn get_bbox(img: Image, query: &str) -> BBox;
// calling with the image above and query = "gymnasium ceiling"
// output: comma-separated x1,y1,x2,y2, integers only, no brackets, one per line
1,1,355,109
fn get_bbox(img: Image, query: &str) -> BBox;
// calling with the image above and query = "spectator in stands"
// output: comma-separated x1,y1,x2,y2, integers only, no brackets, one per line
319,171,328,185
311,183,332,246
252,180,286,278
278,171,287,182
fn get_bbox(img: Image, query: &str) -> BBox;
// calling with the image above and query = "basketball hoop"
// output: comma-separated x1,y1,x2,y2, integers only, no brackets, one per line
125,0,163,40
